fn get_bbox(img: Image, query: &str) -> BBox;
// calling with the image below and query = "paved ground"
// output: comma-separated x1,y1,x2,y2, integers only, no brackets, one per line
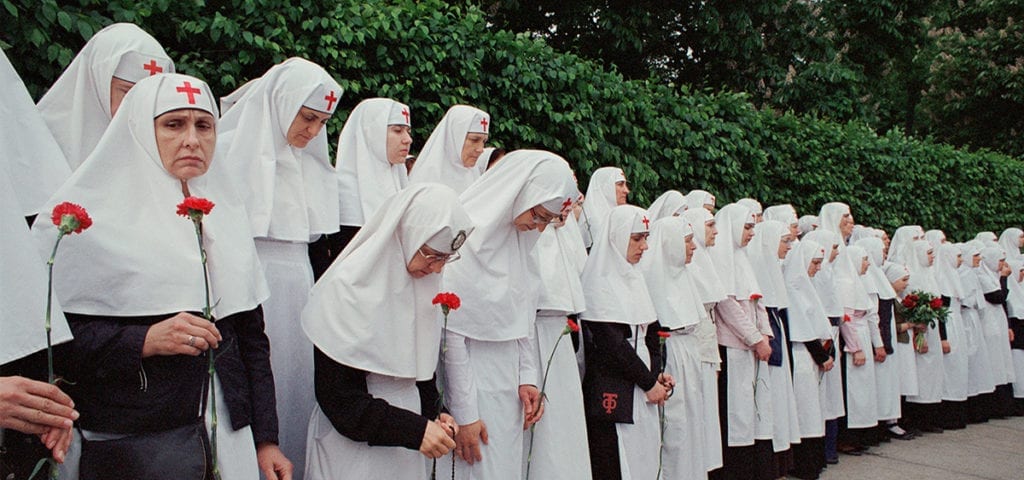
814,416,1024,479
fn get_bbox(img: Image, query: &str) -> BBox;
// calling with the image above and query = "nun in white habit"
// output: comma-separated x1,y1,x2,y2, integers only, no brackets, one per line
999,228,1024,261
0,48,71,219
681,207,726,473
708,203,773,480
888,225,924,265
639,217,707,480
312,97,412,278
783,239,831,480
647,190,687,220
437,150,578,480
855,237,902,424
763,204,799,238
797,215,818,239
975,231,999,249
801,230,847,423
683,189,716,212
580,205,672,480
736,198,763,223
299,184,473,480
33,73,289,479
903,240,947,431
957,242,996,401
37,23,174,171
976,247,1017,407
407,104,490,193
579,166,628,248
1006,260,1024,403
934,243,970,425
0,168,77,476
834,246,882,433
214,57,342,477
522,192,593,480
748,220,801,461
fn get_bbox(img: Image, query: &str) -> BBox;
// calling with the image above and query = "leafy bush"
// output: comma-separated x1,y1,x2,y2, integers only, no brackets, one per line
2,0,1021,239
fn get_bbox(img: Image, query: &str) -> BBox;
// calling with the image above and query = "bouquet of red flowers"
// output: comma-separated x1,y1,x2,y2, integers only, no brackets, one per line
895,290,948,352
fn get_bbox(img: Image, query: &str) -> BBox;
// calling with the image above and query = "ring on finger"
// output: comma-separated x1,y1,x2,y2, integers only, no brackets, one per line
187,335,197,347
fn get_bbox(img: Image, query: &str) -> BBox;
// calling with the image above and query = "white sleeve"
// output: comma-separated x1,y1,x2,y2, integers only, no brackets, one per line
443,329,479,425
518,328,540,387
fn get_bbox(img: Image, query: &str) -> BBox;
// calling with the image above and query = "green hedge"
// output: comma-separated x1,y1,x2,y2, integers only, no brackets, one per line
2,0,1021,239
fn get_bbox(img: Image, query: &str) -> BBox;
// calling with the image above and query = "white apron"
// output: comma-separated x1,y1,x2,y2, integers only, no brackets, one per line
767,317,800,451
255,238,315,478
790,343,825,438
844,317,879,428
894,333,920,396
963,306,996,395
207,374,259,480
821,326,846,421
616,324,660,480
874,318,902,421
439,339,523,480
979,302,1016,385
907,322,944,404
942,298,971,401
1013,349,1024,398
522,313,592,480
659,331,707,480
724,346,757,446
700,362,723,471
304,374,427,480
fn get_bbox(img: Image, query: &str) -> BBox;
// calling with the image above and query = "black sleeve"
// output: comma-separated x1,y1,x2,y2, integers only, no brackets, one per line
418,374,440,420
232,307,279,445
313,347,427,450
878,299,895,354
984,277,1009,304
585,321,659,391
645,322,665,376
64,313,150,382
803,341,831,366
938,297,949,340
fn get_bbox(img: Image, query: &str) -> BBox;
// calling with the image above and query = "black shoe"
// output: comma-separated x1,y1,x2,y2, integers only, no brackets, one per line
887,425,914,440
825,457,839,465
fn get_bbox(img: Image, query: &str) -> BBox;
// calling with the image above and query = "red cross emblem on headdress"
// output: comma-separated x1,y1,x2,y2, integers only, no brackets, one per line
143,60,163,76
562,198,573,209
479,117,488,132
175,81,201,105
324,91,338,111
642,216,650,229
401,108,410,124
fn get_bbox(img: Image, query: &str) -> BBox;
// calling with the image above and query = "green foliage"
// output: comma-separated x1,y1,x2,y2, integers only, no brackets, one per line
2,0,1022,239
918,0,1024,157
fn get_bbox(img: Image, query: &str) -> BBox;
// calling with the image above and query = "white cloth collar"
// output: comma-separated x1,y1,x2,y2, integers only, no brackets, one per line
302,184,473,380
216,57,342,242
33,74,268,319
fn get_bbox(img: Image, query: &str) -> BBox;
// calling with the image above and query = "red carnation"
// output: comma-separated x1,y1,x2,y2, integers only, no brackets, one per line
750,293,763,302
566,318,580,333
51,202,92,234
902,297,917,309
432,292,461,312
907,294,919,302
657,331,672,338
843,314,851,323
929,297,943,310
176,196,215,219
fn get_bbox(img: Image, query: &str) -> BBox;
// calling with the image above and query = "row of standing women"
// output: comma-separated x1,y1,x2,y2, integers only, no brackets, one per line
3,22,1023,480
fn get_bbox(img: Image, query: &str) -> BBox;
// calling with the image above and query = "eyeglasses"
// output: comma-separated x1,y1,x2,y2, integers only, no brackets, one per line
418,247,461,266
531,206,561,225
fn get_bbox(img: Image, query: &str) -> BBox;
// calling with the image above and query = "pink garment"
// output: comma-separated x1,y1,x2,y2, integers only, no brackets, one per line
715,296,771,349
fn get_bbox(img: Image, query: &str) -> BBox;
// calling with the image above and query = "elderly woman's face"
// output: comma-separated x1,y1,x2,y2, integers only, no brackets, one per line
155,109,216,181
840,213,855,238
461,133,488,167
614,181,630,205
287,107,331,148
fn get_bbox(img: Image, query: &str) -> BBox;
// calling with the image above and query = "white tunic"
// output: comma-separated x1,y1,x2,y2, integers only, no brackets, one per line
522,313,592,480
790,343,826,437
874,312,902,421
304,374,427,480
843,310,880,427
660,331,707,480
942,297,971,401
255,239,315,477
962,305,996,395
906,320,945,404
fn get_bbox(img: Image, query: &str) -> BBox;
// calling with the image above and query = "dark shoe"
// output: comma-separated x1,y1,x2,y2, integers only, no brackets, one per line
837,444,863,456
825,457,839,465
887,425,913,440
